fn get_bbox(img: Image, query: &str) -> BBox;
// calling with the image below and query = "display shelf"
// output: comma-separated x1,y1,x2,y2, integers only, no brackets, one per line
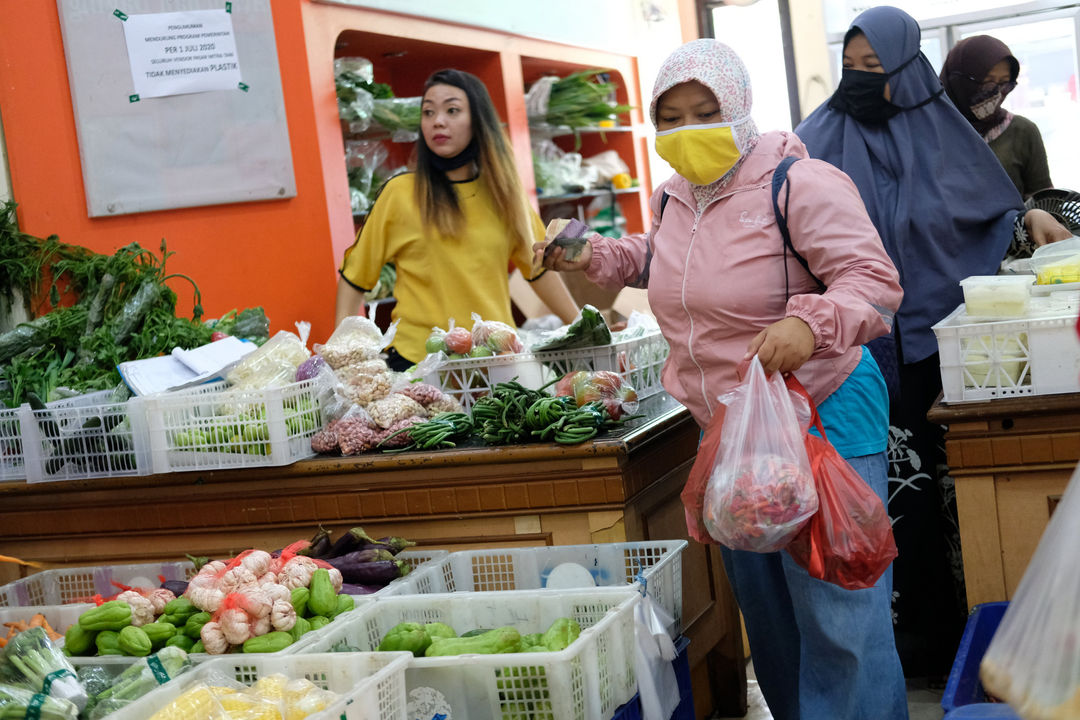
537,186,640,205
529,124,635,139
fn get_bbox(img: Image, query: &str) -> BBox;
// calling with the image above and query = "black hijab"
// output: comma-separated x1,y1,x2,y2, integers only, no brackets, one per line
940,35,1019,136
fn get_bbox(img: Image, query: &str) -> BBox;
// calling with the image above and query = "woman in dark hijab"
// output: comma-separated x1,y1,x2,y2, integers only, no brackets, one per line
796,5,1070,682
941,35,1053,199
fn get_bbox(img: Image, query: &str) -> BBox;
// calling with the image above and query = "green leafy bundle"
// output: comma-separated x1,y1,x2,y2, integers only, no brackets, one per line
543,70,632,130
0,201,216,407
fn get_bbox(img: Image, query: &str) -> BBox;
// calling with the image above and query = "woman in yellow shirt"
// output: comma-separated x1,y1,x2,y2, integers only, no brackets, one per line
335,69,578,369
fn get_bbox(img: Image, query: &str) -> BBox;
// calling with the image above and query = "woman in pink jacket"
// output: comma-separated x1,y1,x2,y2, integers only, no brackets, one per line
539,40,908,719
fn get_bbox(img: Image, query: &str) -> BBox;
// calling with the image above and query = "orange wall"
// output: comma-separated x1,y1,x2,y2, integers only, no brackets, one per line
0,1,649,345
0,1,339,342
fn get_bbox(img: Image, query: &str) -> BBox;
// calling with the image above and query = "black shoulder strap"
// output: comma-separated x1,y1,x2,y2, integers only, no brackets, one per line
773,157,825,296
630,191,669,289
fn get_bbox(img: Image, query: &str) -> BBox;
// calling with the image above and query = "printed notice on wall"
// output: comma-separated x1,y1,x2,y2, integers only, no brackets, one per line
121,9,241,99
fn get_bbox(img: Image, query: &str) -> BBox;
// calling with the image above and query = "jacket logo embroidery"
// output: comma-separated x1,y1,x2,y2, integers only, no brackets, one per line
738,211,770,229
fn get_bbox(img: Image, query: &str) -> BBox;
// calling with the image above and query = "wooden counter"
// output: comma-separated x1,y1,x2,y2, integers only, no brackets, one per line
927,393,1080,608
0,394,746,718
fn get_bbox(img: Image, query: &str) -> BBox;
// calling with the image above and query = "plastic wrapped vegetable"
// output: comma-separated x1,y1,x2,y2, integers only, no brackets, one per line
553,370,638,420
701,356,817,552
0,683,78,720
531,304,612,352
226,330,311,389
0,627,87,711
83,647,192,720
470,312,523,355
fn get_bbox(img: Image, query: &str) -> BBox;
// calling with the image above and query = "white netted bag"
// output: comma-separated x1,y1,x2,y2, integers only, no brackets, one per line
980,463,1080,719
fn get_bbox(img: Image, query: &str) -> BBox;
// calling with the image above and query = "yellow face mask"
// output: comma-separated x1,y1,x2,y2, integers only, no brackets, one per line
654,119,747,186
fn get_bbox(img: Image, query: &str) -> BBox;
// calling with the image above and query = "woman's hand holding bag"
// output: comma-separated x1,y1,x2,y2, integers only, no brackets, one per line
693,356,818,552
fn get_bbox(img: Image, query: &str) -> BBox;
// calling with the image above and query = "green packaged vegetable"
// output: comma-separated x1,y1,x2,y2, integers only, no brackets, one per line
0,627,88,711
0,683,79,720
83,646,192,720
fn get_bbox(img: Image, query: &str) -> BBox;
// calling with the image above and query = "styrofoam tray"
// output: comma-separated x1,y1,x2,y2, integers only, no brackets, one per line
295,589,640,720
102,651,411,720
393,541,686,635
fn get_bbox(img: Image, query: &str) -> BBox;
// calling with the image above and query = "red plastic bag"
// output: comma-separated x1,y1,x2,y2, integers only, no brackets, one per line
697,356,818,552
785,378,897,590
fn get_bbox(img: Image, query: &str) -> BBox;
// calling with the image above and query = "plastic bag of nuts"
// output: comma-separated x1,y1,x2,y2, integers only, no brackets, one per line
367,393,426,429
317,317,397,370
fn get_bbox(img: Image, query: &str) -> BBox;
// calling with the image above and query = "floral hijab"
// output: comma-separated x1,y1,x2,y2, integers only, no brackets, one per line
650,39,761,208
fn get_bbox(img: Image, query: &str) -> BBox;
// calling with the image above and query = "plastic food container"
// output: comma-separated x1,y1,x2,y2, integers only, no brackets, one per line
959,276,1033,319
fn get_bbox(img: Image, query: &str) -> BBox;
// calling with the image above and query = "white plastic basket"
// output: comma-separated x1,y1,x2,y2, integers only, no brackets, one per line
423,330,668,411
0,404,27,482
296,589,640,720
534,331,668,401
0,603,93,638
102,651,411,720
932,304,1080,403
18,390,151,483
142,379,325,473
392,541,686,635
0,561,195,607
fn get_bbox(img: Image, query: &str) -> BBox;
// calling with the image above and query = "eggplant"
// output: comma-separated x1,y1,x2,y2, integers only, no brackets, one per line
379,536,417,553
324,527,378,559
160,580,189,596
330,558,409,586
326,549,396,578
338,583,382,595
298,526,332,558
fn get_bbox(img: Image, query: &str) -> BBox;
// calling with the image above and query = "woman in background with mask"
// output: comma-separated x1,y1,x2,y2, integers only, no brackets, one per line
941,34,1052,199
796,6,1069,683
540,39,908,720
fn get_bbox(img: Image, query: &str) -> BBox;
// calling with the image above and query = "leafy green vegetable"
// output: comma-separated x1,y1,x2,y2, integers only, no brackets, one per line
371,97,422,133
205,307,271,344
0,200,220,407
541,70,633,131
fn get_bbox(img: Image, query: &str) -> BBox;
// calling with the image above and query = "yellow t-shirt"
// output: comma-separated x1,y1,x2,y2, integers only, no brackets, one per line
340,172,544,363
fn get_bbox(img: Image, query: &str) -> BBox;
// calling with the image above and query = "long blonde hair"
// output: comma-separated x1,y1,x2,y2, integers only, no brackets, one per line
414,69,533,251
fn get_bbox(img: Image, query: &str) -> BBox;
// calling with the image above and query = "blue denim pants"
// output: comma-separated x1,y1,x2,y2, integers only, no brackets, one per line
720,451,909,720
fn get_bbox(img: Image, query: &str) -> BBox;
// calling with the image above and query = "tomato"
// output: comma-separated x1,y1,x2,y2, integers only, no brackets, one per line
211,331,229,342
444,327,473,354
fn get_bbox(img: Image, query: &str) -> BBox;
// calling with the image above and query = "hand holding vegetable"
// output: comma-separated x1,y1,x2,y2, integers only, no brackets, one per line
744,317,815,375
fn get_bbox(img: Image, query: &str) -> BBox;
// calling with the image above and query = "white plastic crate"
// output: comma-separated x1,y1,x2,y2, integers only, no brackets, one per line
102,651,411,720
423,330,669,411
0,603,93,637
0,404,26,482
142,378,325,473
0,561,195,607
392,541,686,635
534,330,669,401
18,390,151,483
296,589,640,720
933,304,1080,403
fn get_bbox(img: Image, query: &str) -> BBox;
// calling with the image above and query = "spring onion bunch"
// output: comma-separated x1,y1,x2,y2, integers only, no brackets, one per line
542,70,632,130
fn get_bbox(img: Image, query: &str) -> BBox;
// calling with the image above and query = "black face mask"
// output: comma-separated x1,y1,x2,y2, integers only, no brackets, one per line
428,137,479,173
829,53,942,125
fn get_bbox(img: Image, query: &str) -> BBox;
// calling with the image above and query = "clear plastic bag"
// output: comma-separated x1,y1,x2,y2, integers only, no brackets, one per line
553,370,638,420
226,330,311,390
470,312,523,355
1029,235,1080,285
346,139,389,215
980,463,1080,719
85,647,193,719
316,316,396,369
701,356,817,552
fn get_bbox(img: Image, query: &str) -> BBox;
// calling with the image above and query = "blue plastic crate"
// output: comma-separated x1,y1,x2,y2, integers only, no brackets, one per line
942,601,1021,718
611,636,693,720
